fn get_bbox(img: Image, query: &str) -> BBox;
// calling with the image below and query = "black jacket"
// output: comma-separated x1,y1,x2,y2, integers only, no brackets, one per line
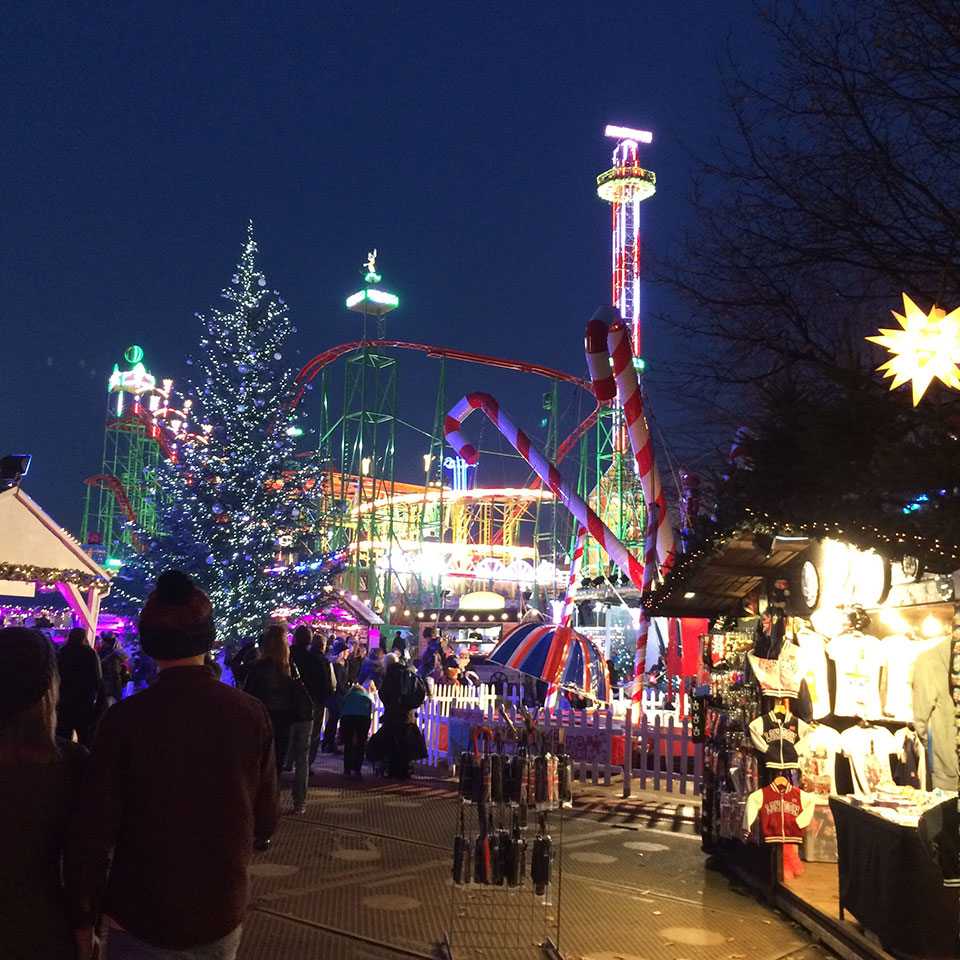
56,643,101,713
242,661,295,716
290,646,332,703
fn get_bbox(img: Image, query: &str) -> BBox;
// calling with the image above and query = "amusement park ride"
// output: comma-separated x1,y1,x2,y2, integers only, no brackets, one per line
81,125,678,660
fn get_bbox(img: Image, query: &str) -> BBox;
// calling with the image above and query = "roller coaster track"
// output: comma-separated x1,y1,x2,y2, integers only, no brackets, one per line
293,339,603,548
292,340,591,408
84,474,144,551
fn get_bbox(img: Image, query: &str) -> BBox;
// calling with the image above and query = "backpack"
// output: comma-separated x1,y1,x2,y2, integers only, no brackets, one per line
398,666,426,711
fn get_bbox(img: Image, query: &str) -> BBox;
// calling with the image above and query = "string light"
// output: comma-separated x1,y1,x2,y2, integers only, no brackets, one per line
110,223,343,639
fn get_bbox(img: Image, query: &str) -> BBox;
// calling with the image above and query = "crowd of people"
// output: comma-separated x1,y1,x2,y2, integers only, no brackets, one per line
0,568,465,960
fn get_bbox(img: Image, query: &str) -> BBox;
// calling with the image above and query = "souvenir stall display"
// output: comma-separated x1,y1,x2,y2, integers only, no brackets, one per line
443,722,572,960
698,583,959,960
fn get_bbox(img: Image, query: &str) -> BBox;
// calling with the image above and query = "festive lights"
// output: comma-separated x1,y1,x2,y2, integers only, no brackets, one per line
597,124,657,360
111,224,343,638
866,293,960,405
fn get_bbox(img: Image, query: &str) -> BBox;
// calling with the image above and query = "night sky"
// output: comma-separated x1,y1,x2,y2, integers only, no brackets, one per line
2,4,775,533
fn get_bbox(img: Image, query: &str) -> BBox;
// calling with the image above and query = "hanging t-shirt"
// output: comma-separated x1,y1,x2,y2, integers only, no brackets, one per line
826,631,883,719
796,723,842,797
749,710,812,770
745,781,817,844
838,723,897,797
794,626,831,719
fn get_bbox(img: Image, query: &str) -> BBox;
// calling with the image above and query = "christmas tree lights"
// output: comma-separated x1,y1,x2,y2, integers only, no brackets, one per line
112,224,342,641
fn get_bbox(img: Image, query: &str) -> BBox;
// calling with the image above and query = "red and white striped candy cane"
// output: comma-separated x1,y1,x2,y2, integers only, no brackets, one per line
604,317,676,574
633,503,659,706
444,393,645,590
584,317,616,404
559,525,587,627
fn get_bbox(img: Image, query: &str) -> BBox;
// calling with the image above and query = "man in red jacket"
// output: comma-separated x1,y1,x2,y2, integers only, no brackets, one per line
65,570,279,960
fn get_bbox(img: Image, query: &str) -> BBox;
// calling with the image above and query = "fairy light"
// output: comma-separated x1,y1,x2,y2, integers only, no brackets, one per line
114,223,343,638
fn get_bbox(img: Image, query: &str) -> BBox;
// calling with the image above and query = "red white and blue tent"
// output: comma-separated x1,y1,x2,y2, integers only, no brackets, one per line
488,622,610,703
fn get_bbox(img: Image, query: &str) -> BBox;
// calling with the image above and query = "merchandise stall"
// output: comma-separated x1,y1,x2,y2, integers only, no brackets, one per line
651,531,959,960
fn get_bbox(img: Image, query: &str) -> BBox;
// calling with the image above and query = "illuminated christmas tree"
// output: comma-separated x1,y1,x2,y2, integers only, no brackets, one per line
112,224,342,641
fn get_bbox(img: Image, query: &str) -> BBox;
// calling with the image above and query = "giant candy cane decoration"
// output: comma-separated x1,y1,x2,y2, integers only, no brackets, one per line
559,525,587,627
633,503,660,705
444,393,646,590
585,307,676,573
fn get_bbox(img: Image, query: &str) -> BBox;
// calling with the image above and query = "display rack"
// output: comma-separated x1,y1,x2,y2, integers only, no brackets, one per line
441,724,570,960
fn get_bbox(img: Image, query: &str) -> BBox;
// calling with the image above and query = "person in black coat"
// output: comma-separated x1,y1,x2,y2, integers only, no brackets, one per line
389,630,407,658
321,640,348,754
375,654,427,779
290,625,333,765
1,627,88,960
55,628,101,747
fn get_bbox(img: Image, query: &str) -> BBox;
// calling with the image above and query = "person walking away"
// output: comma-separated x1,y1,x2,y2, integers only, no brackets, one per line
376,653,428,779
98,633,131,706
389,630,407,659
289,624,333,767
358,647,385,688
64,569,278,960
0,627,87,960
322,639,349,754
345,640,365,685
226,637,259,688
243,625,312,813
55,627,102,747
339,682,374,777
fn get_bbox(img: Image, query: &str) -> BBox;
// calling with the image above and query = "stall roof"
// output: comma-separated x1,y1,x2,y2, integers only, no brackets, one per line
340,593,383,626
0,486,112,592
647,531,811,618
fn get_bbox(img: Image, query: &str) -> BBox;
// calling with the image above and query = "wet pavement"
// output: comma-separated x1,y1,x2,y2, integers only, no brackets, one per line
239,759,839,960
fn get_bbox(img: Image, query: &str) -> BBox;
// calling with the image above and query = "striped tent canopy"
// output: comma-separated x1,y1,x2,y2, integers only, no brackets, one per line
488,622,610,703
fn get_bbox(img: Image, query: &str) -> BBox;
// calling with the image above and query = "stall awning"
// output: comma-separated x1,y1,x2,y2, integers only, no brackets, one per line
647,532,811,618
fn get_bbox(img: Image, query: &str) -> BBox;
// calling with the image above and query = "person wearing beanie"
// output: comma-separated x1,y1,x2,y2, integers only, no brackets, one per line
321,638,349,754
0,626,87,960
55,626,102,747
64,570,278,960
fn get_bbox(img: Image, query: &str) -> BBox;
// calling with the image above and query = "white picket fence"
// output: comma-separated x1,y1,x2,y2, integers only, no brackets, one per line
361,682,702,796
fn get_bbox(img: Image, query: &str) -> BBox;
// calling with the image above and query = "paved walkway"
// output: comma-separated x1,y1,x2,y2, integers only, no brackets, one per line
239,758,837,960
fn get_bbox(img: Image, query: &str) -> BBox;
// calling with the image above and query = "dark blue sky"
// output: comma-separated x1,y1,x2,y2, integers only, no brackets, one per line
2,3,775,532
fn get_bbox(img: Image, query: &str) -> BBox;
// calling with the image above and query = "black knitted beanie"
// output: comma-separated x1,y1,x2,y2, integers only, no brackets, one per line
138,570,216,660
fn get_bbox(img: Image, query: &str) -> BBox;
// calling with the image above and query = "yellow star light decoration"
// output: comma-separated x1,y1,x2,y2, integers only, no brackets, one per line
866,293,960,405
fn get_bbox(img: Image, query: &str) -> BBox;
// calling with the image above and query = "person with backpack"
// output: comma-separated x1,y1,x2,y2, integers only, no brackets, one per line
374,652,427,779
98,633,131,706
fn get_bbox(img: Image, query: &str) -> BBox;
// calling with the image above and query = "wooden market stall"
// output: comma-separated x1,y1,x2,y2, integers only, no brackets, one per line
0,486,113,639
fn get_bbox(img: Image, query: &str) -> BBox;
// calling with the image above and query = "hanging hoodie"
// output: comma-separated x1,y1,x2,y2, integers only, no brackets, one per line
748,644,804,699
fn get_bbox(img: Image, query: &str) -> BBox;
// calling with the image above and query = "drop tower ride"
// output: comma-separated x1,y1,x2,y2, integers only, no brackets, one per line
596,124,656,359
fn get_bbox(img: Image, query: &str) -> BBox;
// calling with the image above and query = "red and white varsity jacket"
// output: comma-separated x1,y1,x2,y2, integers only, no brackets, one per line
745,781,817,844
